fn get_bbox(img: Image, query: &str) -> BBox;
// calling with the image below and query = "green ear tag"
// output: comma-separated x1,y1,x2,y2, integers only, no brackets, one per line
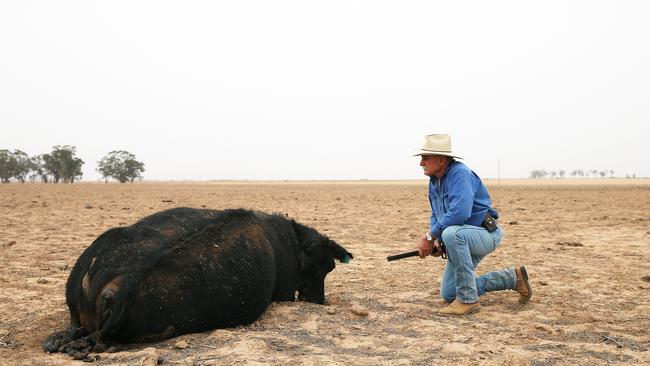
341,255,350,264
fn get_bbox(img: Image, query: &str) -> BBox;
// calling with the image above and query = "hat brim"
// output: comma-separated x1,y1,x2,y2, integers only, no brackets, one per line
413,150,462,159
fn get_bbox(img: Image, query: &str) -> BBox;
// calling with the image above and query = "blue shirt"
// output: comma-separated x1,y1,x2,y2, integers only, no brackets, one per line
428,160,498,240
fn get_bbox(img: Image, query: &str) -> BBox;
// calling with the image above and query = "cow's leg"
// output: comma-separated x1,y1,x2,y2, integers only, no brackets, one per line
43,325,87,353
43,326,102,362
58,332,100,361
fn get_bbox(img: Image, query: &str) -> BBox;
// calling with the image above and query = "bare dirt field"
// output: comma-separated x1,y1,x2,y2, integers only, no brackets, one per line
1,180,649,365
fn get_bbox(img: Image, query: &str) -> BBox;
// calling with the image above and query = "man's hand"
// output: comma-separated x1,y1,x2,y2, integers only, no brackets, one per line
431,239,444,257
419,234,444,258
418,234,434,258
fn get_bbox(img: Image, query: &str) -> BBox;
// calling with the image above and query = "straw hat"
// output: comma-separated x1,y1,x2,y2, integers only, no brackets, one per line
413,134,462,159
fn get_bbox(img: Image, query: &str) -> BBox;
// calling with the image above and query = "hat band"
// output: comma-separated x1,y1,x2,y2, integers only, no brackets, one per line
421,148,452,153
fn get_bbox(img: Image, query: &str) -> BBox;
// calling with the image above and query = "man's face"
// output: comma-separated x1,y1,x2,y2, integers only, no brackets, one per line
419,155,445,177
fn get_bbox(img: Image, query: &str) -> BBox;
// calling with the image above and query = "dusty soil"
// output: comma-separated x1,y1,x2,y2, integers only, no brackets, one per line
1,180,649,365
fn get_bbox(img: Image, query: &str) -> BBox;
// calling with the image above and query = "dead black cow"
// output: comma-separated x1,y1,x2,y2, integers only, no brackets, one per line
44,207,352,358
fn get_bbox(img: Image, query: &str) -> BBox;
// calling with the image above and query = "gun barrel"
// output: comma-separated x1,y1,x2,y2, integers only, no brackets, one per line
387,246,442,261
386,250,419,261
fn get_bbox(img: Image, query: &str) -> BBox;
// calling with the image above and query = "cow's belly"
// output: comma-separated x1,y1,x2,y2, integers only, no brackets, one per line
118,250,277,342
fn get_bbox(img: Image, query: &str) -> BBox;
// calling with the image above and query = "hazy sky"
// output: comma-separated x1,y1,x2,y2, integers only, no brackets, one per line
2,1,649,181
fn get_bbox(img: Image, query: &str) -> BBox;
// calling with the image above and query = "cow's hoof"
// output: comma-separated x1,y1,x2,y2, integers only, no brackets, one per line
43,338,62,353
43,330,70,353
70,350,89,361
93,342,106,353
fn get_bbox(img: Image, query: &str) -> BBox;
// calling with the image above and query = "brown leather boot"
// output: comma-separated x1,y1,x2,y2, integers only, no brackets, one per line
437,300,481,316
515,266,532,304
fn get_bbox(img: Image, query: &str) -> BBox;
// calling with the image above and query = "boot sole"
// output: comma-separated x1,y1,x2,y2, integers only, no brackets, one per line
519,266,532,304
438,305,481,316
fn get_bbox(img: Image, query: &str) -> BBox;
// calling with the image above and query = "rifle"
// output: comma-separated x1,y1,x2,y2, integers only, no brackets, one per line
387,245,445,261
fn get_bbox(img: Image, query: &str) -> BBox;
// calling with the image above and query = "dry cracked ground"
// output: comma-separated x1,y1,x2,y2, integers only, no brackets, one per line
1,180,649,365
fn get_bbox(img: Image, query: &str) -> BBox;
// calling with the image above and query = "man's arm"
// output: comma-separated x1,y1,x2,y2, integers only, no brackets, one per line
429,168,474,239
428,180,438,234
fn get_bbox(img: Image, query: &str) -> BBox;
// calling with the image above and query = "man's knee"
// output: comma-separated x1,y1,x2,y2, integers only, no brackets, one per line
441,226,462,247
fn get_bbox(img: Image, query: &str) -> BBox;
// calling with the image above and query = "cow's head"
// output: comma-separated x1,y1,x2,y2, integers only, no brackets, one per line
293,222,353,304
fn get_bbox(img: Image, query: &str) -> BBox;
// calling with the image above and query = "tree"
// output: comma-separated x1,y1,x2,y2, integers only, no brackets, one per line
558,170,565,178
43,145,84,183
0,149,15,183
529,169,549,179
0,149,32,183
29,155,49,183
41,153,60,182
123,158,145,183
97,150,145,183
11,150,31,183
96,154,117,183
570,169,585,178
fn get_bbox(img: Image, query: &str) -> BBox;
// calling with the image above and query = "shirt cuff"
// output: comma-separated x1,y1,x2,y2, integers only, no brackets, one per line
430,225,442,240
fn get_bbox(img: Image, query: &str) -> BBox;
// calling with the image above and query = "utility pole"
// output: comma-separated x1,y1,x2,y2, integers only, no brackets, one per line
498,159,501,185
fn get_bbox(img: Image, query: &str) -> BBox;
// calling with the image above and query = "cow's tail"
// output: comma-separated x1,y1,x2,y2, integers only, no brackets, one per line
95,283,129,343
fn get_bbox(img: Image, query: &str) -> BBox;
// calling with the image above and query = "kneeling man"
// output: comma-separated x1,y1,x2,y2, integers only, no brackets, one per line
415,134,532,315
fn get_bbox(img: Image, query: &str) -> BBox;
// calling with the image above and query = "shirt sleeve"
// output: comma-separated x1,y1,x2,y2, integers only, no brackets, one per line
428,182,438,233
430,168,474,240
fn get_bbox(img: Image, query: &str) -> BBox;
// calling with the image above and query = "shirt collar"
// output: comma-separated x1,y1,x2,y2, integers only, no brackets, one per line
430,159,456,180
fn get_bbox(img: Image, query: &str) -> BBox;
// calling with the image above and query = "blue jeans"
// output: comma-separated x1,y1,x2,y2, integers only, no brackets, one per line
439,225,516,304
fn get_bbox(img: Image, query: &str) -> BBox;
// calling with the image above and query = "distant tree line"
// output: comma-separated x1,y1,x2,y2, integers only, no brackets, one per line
528,169,635,179
0,146,145,184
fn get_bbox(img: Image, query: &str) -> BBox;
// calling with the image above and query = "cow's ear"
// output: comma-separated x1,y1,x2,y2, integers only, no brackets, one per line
328,239,353,263
292,220,312,245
